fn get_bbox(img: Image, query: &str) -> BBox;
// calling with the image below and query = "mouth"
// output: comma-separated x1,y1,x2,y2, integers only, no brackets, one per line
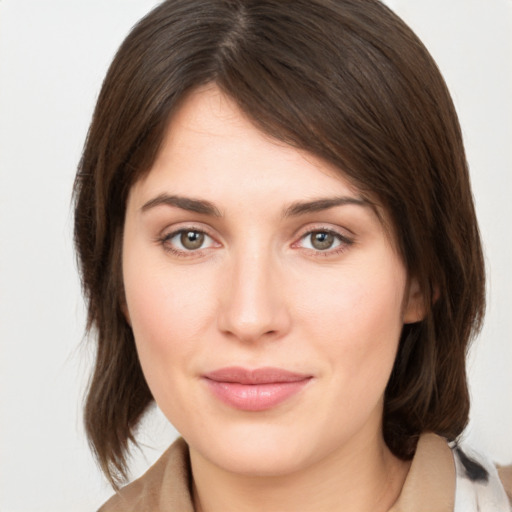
202,367,313,411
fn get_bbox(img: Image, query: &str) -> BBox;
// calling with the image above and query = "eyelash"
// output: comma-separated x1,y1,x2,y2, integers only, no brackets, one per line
157,227,354,258
294,228,354,257
157,227,218,258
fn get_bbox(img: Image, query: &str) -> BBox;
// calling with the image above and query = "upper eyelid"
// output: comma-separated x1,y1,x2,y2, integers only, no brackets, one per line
157,226,221,254
159,228,219,256
163,228,213,242
290,227,354,254
160,223,217,239
297,230,352,244
293,223,355,241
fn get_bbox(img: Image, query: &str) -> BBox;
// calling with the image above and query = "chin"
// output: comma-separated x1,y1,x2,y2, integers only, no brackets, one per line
185,418,335,477
210,443,309,477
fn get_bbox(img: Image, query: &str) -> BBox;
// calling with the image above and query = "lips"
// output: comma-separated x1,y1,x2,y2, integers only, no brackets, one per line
202,367,312,411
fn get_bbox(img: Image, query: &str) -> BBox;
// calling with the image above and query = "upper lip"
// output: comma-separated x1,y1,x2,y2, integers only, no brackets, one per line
203,366,312,384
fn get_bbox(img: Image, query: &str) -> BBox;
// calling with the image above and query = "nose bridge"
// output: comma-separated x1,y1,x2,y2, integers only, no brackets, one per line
218,241,289,342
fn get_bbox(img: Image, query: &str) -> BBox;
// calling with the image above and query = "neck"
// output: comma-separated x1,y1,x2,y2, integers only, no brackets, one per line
189,430,410,512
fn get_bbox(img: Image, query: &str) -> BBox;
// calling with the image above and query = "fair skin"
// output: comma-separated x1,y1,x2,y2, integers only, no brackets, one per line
122,85,424,512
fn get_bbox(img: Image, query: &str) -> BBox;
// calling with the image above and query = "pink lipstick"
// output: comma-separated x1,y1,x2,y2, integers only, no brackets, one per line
202,367,312,411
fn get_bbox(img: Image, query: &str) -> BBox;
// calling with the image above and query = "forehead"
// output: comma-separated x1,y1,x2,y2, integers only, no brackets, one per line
133,85,365,205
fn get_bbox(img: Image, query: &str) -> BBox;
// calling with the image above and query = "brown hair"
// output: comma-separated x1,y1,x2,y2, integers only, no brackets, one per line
74,0,485,486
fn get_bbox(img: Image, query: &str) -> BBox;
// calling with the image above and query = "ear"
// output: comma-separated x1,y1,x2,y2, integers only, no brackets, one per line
402,277,427,324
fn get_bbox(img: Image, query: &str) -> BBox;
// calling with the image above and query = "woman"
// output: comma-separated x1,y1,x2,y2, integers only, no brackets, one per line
73,0,511,510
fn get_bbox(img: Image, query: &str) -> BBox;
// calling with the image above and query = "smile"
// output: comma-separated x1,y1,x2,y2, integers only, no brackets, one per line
202,367,313,411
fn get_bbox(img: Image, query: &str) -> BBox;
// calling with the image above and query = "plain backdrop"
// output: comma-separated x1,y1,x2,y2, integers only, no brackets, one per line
0,0,511,510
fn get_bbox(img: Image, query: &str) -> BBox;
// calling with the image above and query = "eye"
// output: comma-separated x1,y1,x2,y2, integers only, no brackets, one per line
162,229,216,252
305,231,338,251
298,229,352,253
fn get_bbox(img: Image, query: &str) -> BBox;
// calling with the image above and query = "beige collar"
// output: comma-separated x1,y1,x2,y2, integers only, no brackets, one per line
390,433,455,512
98,438,195,512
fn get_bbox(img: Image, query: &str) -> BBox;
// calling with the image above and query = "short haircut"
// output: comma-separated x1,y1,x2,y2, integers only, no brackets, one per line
74,0,485,487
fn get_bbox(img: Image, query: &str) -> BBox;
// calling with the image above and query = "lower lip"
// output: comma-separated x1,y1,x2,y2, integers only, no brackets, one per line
204,379,311,411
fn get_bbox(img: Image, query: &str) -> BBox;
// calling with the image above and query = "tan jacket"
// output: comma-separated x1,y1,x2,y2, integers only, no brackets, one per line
99,434,511,511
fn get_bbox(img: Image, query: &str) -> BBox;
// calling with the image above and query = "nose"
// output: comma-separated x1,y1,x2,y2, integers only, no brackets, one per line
217,248,291,344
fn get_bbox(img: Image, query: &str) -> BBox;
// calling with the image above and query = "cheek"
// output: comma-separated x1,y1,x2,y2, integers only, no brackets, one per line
299,260,405,334
294,259,406,383
123,263,220,425
125,264,215,354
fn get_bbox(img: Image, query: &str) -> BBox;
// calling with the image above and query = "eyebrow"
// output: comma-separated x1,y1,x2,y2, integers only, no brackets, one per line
283,196,372,217
141,193,222,217
141,193,372,218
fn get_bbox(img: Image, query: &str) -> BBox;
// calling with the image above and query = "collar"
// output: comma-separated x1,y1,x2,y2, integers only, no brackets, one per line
390,433,455,512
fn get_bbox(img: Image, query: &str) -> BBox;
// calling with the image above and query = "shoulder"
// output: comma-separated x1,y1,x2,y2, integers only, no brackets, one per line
392,433,511,512
97,438,194,512
498,466,512,504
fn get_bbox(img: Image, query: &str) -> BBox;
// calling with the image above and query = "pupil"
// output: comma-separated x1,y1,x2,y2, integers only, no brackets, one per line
312,232,334,250
181,231,204,250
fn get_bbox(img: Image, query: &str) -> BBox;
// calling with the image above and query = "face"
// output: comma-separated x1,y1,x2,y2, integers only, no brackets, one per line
122,85,422,477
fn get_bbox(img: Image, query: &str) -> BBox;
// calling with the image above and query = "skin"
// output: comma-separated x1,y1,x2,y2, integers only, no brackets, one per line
122,85,424,512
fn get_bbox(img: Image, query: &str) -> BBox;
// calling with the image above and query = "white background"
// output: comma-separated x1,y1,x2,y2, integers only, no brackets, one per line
0,1,511,510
